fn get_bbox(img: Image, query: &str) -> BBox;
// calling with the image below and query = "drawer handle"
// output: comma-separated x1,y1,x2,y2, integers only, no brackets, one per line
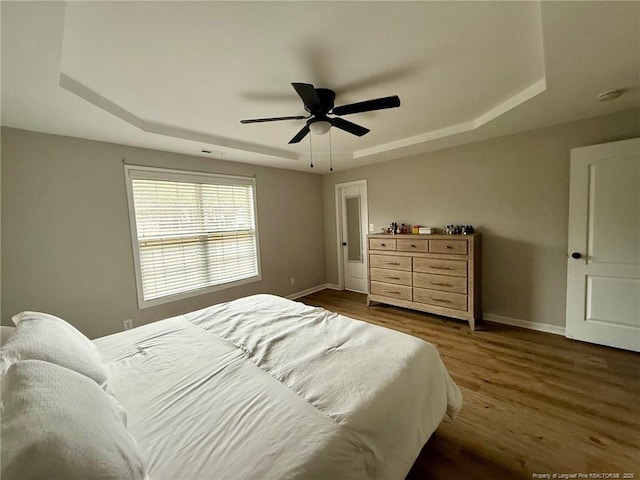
432,282,453,287
431,266,453,270
385,290,401,295
445,245,452,249
386,262,400,266
433,298,452,303
385,276,401,280
380,243,386,247
410,244,417,248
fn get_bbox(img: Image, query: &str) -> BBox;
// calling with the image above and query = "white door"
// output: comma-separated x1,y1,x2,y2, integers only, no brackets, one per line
337,181,368,293
566,138,640,352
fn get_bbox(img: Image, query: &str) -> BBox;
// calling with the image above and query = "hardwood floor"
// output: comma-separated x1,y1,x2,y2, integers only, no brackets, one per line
299,289,640,480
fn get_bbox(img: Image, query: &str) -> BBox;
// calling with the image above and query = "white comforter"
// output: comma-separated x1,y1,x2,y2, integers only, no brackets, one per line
94,294,462,480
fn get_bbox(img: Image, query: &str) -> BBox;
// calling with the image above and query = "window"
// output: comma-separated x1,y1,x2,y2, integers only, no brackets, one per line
125,165,261,307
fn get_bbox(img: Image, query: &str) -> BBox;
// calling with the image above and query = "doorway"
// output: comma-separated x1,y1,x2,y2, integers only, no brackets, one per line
335,180,369,293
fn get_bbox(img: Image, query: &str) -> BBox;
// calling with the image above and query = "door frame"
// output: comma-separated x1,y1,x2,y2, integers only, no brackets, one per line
335,179,369,291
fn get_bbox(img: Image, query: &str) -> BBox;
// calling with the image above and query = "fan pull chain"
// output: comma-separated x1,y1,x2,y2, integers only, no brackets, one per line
309,134,314,168
329,129,333,172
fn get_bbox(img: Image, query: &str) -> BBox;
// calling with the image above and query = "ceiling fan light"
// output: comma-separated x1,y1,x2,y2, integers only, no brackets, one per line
309,120,331,135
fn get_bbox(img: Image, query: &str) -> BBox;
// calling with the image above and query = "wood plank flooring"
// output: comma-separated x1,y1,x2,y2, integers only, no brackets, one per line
299,289,640,480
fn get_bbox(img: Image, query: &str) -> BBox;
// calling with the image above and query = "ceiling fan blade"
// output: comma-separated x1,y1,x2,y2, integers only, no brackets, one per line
330,117,370,137
292,83,322,112
240,115,306,124
288,125,310,144
332,95,400,116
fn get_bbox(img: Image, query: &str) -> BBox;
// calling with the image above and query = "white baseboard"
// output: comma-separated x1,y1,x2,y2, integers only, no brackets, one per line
483,313,566,336
287,283,341,300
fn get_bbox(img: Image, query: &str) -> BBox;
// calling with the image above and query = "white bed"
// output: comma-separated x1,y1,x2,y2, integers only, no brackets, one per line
95,294,462,480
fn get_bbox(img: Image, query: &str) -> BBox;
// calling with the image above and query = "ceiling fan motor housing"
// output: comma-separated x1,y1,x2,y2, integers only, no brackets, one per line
311,88,336,114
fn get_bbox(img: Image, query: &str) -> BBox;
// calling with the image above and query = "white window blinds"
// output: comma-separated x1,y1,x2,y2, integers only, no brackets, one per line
125,166,260,307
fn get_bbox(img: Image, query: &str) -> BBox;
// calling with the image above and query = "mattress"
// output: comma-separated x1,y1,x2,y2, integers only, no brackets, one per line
94,294,462,480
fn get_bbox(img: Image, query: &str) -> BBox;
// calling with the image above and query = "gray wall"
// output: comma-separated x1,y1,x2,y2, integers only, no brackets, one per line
322,109,640,329
1,128,326,338
3,109,638,338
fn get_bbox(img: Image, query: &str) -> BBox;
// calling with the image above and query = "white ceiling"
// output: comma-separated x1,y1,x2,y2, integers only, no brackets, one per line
2,1,639,173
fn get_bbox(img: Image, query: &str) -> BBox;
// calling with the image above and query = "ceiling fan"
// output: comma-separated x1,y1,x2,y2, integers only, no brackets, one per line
240,83,400,144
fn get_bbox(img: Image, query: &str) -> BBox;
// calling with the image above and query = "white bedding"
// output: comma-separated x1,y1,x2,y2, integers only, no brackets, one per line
94,294,462,480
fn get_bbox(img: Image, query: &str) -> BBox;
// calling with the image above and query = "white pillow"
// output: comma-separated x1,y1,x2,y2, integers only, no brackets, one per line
1,311,107,387
0,326,15,346
1,359,148,480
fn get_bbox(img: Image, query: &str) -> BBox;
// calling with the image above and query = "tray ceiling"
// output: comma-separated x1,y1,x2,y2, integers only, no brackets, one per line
2,1,638,173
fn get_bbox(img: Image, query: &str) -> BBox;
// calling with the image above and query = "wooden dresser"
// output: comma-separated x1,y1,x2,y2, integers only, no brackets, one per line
367,233,481,329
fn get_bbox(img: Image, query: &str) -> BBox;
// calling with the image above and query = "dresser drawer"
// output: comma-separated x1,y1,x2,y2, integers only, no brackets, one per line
429,239,468,255
371,268,412,286
413,272,467,294
413,287,467,311
413,258,467,277
369,238,396,251
397,239,429,253
371,282,412,301
369,254,412,271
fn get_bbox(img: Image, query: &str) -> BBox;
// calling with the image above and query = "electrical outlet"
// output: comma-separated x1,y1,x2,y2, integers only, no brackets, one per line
123,319,133,331
369,223,374,232
290,277,296,286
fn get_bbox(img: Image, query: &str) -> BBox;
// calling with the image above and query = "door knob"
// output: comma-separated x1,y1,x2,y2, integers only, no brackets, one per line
571,252,582,259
